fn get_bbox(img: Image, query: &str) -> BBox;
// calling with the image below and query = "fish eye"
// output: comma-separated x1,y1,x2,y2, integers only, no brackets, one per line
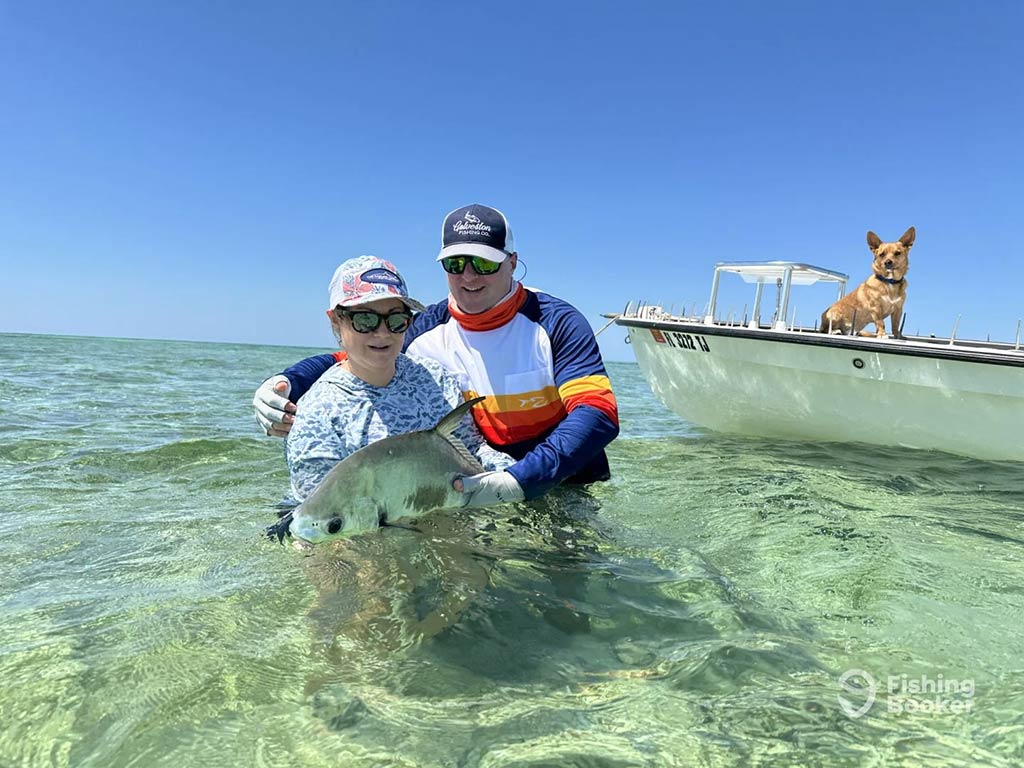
327,517,343,535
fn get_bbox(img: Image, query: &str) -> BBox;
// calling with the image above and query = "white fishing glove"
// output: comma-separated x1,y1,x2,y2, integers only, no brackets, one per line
253,375,296,437
456,471,525,507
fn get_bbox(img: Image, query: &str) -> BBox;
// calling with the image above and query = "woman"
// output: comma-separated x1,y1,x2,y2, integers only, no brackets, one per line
286,255,512,503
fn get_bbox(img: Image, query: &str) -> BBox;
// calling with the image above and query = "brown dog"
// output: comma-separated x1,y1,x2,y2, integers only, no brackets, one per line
820,227,915,337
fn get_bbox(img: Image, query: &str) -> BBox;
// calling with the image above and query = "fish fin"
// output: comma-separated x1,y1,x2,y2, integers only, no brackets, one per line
446,437,485,472
377,507,421,533
380,520,423,533
265,511,293,544
432,396,487,471
432,396,486,439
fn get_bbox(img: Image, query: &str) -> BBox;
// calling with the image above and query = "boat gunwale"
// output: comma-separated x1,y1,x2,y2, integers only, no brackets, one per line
610,315,1024,369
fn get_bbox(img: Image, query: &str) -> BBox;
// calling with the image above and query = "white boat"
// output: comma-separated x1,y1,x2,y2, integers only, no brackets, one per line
609,261,1024,462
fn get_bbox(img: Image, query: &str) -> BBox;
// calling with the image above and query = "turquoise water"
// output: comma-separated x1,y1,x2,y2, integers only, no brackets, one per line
2,332,1023,767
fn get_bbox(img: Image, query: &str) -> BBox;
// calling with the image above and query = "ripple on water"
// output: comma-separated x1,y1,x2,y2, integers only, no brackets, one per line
0,437,75,464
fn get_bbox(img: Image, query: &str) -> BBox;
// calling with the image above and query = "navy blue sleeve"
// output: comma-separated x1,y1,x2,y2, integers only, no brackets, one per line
504,294,620,499
281,354,337,402
506,405,618,499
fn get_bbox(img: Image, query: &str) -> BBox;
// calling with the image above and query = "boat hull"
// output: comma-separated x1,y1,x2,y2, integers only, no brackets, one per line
622,319,1024,462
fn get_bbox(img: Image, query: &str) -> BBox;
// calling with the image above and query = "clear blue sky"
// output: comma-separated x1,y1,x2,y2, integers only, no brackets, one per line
2,1,1022,362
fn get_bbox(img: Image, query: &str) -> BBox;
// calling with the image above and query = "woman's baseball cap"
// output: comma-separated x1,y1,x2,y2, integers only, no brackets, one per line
328,255,426,312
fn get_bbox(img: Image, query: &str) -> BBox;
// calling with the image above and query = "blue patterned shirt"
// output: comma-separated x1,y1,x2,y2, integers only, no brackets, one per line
286,353,513,502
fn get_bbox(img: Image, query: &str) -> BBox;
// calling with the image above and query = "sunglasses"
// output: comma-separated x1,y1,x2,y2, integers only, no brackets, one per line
440,255,504,275
334,308,413,334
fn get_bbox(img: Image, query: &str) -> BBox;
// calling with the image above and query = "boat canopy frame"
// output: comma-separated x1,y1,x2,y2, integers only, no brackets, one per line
705,261,849,330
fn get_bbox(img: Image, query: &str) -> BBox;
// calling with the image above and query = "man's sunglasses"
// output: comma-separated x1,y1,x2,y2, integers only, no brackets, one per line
440,255,504,275
334,307,413,334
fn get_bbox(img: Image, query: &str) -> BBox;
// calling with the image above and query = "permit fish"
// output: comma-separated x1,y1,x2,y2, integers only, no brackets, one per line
267,397,486,544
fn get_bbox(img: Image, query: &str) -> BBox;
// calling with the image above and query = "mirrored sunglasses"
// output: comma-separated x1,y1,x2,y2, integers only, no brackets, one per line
334,308,413,334
440,255,503,275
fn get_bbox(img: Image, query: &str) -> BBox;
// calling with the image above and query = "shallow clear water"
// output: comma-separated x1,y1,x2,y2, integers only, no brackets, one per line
2,332,1023,767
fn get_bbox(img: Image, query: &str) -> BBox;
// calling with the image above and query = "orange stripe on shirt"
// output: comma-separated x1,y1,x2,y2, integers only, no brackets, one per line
467,387,563,414
464,389,567,446
474,409,566,446
558,375,619,424
463,379,617,443
558,374,611,400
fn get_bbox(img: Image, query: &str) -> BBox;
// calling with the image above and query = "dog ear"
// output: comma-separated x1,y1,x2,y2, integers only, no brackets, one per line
867,231,882,250
899,227,916,248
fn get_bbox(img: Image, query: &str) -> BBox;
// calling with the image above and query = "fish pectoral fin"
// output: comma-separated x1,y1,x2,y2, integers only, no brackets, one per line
376,503,421,533
379,520,423,533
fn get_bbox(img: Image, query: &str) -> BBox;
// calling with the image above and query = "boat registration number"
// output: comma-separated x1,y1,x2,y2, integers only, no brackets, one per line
651,329,710,352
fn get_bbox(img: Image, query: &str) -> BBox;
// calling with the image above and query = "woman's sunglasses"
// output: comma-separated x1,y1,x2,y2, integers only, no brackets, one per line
334,308,413,334
440,255,503,275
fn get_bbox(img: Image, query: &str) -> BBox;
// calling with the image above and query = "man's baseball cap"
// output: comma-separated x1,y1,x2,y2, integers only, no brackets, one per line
437,204,515,263
328,255,426,312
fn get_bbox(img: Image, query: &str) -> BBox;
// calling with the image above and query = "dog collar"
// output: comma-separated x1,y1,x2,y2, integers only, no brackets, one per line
874,274,905,285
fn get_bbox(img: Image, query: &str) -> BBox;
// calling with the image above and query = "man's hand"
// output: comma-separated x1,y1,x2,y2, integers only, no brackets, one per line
253,375,296,437
454,471,525,507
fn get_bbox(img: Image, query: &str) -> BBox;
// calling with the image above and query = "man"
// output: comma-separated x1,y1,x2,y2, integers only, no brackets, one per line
254,203,619,505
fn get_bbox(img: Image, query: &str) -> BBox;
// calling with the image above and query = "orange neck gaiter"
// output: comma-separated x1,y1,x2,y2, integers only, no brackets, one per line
447,283,527,332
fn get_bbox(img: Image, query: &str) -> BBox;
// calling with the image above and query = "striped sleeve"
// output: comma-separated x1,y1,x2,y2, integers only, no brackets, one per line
506,295,619,499
558,374,618,422
546,299,619,425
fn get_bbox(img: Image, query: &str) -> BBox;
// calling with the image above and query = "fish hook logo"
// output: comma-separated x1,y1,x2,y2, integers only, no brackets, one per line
453,211,492,236
838,669,877,719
